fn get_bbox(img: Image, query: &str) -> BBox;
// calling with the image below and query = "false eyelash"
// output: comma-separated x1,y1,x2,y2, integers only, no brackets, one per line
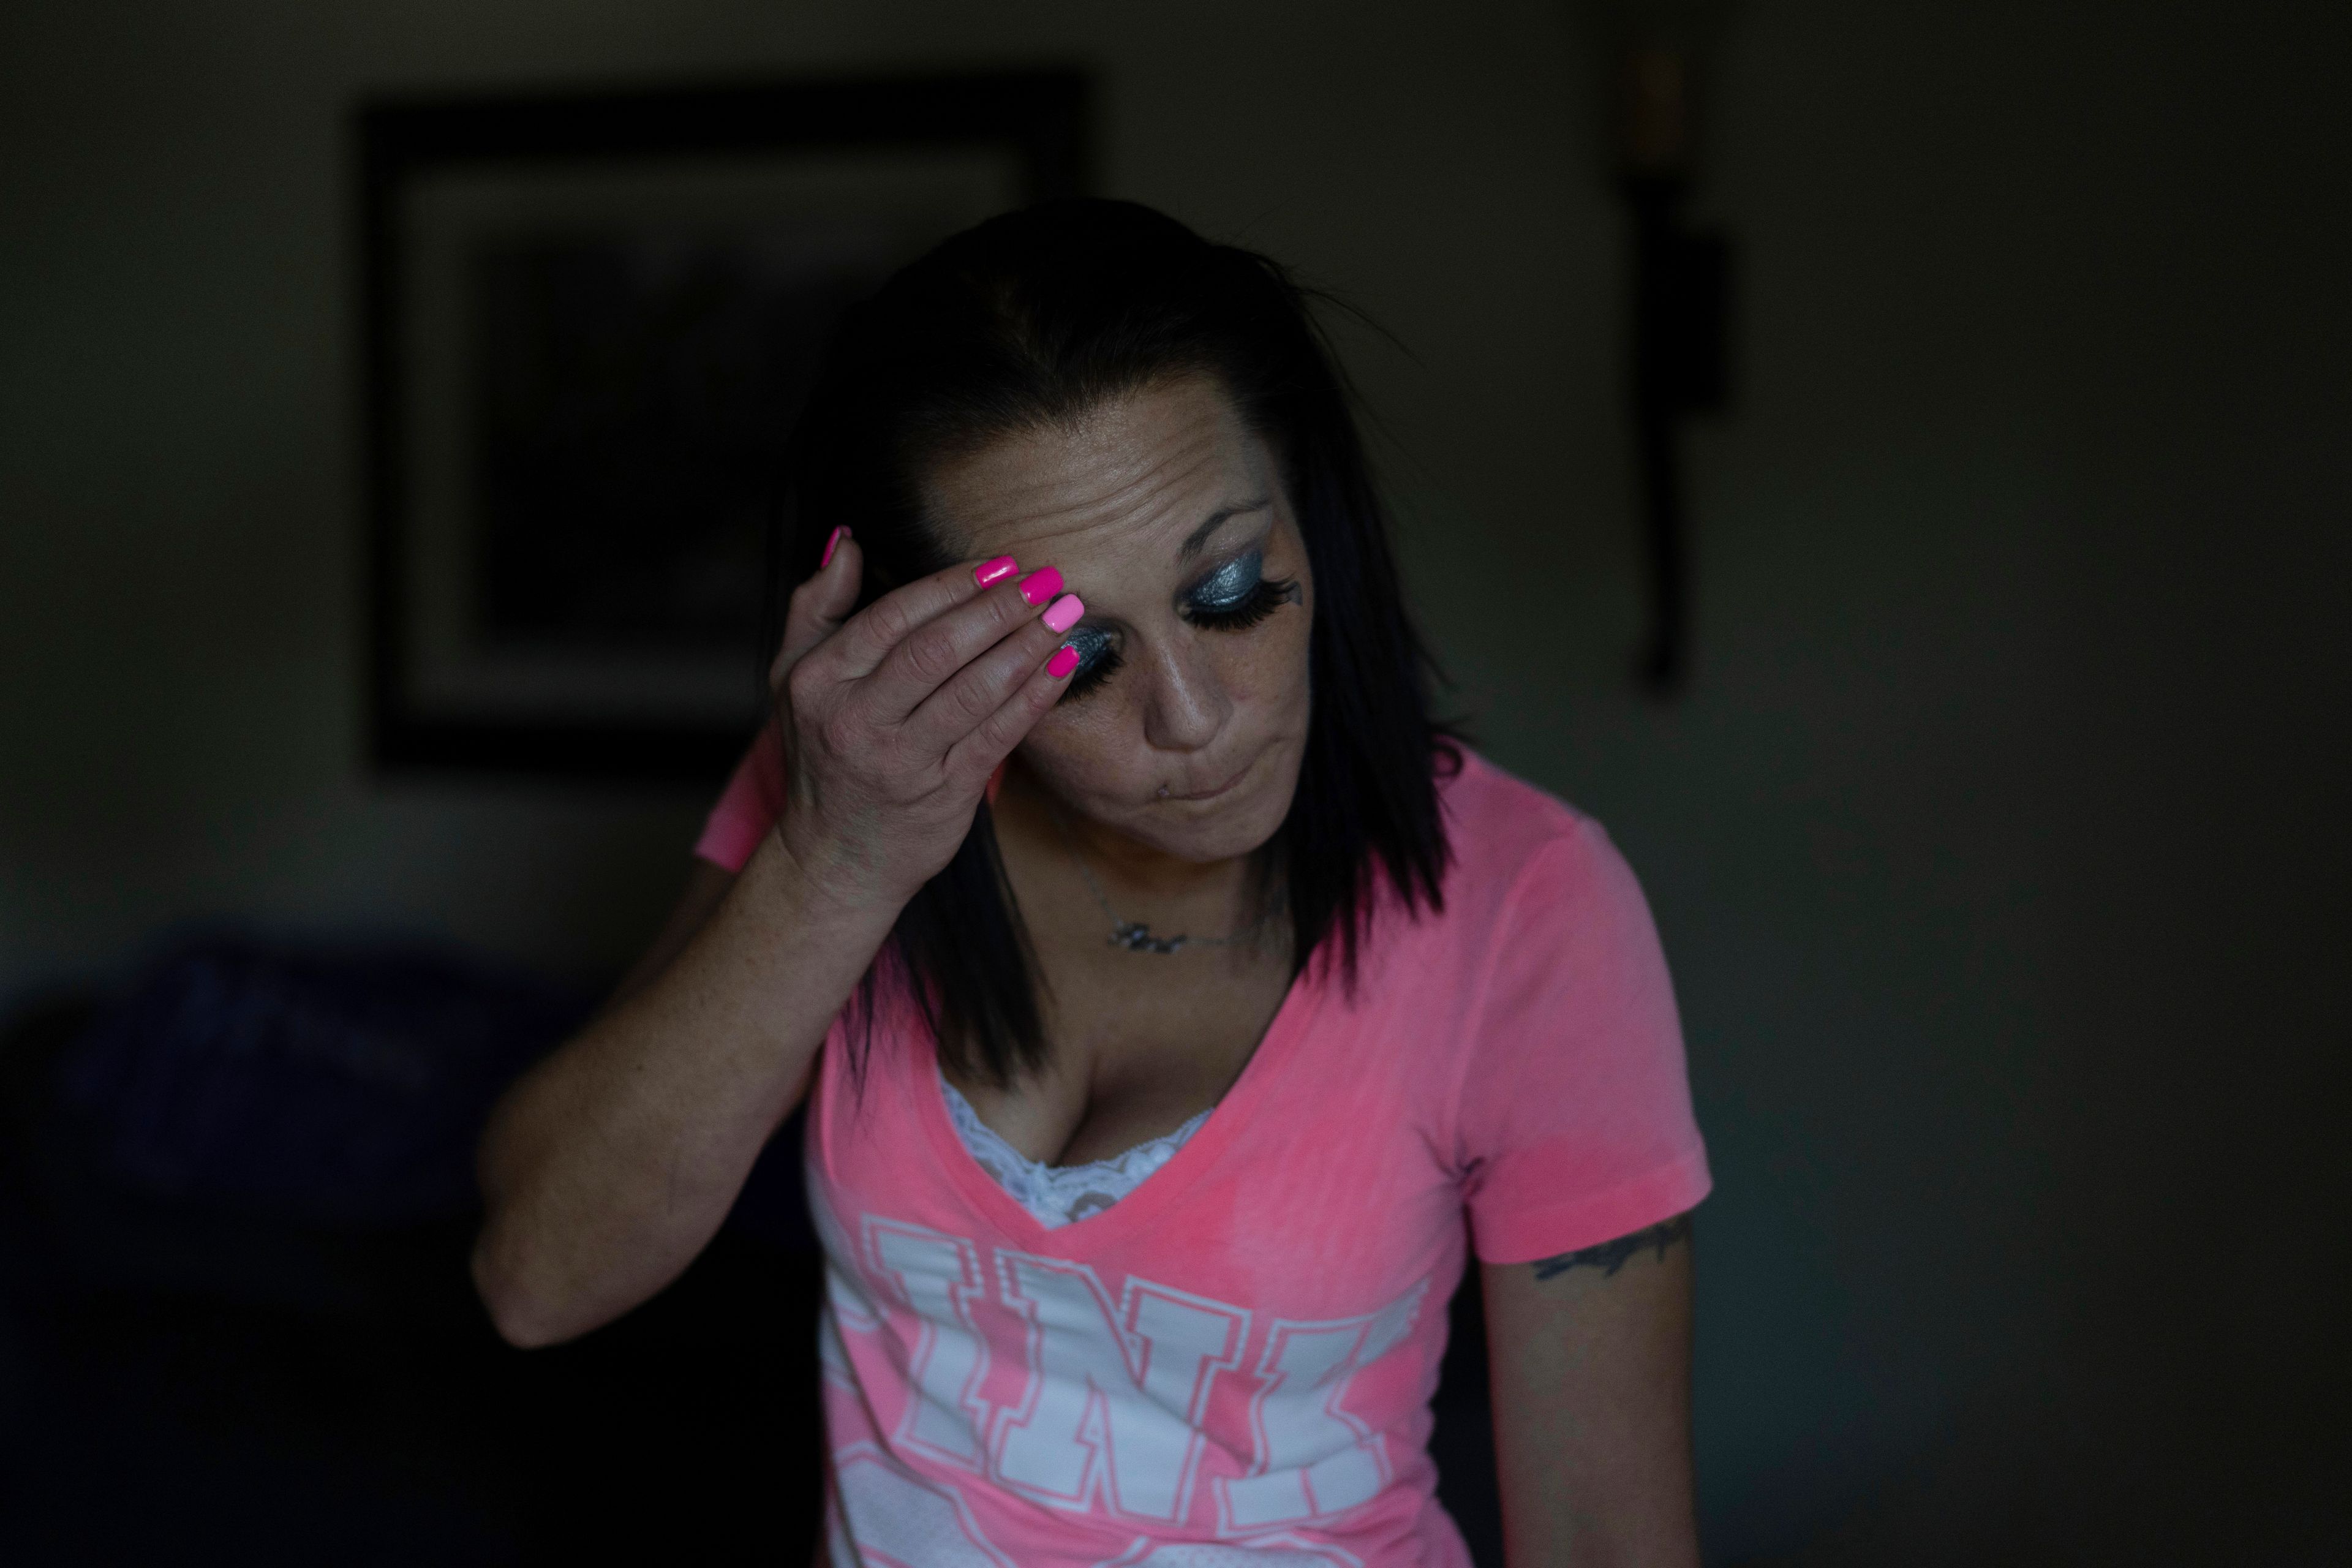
1184,576,1297,632
1059,643,1124,701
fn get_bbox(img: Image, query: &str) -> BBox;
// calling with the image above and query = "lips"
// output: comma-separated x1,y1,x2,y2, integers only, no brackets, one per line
1161,751,1259,802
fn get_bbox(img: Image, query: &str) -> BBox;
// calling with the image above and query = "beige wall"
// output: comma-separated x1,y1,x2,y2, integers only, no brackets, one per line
3,1,2345,1559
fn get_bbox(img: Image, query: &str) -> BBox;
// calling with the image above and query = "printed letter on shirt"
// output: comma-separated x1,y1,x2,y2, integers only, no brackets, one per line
993,1253,1250,1521
1216,1283,1427,1531
867,1220,994,1469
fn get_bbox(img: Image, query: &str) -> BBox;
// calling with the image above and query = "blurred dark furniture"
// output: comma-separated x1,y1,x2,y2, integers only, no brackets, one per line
0,959,827,1566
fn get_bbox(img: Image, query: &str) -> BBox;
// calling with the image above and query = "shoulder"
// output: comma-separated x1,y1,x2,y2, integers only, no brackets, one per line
1437,747,1597,851
1432,748,1638,933
1396,750,1673,1053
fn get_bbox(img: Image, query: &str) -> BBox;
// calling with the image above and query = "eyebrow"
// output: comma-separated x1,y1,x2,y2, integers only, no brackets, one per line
1178,498,1272,560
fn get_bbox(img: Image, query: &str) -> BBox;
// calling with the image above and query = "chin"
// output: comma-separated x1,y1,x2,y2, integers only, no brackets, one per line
1133,748,1301,862
1133,805,1281,864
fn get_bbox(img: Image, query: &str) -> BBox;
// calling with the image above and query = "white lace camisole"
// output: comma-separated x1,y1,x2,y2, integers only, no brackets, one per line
938,1067,1210,1229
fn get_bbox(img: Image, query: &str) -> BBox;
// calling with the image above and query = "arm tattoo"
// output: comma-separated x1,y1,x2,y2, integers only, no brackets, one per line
1529,1213,1692,1282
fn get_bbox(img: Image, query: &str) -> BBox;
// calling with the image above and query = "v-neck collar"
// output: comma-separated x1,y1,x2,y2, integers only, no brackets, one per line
907,964,1325,1255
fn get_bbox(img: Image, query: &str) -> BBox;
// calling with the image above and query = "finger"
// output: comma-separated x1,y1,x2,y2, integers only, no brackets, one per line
854,567,1070,726
771,527,862,690
943,637,1080,783
901,603,1073,755
821,554,1022,682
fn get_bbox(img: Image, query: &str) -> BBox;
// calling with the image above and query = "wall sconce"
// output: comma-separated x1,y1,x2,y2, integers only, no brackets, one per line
1583,1,1734,693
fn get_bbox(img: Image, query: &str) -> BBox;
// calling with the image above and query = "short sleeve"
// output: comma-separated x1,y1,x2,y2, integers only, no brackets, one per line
1454,820,1711,1265
693,723,786,873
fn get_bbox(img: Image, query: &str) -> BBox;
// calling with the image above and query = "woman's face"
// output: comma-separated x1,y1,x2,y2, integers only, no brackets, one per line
924,375,1314,864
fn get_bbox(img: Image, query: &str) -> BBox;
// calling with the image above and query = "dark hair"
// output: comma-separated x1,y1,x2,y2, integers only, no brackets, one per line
771,198,1457,1087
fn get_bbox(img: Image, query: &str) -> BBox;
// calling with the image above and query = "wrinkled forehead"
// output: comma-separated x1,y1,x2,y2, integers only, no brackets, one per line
920,375,1281,567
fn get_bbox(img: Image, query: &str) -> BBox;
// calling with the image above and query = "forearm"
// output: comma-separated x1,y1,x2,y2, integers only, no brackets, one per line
471,835,897,1347
1484,1222,1699,1567
470,529,1072,1346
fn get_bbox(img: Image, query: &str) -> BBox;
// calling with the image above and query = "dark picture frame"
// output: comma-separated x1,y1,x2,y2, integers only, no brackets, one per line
358,72,1090,782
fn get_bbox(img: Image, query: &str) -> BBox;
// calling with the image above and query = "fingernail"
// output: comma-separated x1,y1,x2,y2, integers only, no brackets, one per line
1046,644,1081,680
973,555,1018,587
1017,566,1063,606
1041,593,1084,635
821,526,848,568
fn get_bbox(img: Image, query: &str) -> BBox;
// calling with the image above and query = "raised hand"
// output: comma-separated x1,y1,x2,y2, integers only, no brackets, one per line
766,530,1084,912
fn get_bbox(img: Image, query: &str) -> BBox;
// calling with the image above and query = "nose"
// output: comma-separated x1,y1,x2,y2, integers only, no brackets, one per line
1137,635,1234,755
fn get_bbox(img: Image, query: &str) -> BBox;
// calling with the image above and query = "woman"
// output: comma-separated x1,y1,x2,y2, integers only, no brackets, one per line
473,200,1709,1567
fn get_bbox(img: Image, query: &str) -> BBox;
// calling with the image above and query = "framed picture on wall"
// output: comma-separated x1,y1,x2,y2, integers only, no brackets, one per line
359,72,1089,781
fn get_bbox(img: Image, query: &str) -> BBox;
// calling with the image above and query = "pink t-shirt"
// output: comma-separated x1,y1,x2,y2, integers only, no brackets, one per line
695,742,1709,1568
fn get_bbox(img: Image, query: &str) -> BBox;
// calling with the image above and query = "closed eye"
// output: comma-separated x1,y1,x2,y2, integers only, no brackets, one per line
1181,545,1297,632
1056,625,1121,702
1182,576,1294,631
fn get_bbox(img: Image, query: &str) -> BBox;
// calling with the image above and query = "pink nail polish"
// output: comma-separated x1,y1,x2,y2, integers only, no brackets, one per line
1041,593,1084,634
1017,566,1063,606
821,525,847,568
973,555,1018,587
1046,644,1081,680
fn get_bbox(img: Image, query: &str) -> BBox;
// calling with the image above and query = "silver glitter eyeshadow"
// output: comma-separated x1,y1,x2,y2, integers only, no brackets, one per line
1189,549,1262,611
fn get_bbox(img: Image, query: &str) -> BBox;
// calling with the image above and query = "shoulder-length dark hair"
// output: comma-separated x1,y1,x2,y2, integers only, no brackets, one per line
769,198,1457,1087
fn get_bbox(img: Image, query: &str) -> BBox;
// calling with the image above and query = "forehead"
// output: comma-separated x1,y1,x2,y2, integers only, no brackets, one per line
922,376,1278,562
